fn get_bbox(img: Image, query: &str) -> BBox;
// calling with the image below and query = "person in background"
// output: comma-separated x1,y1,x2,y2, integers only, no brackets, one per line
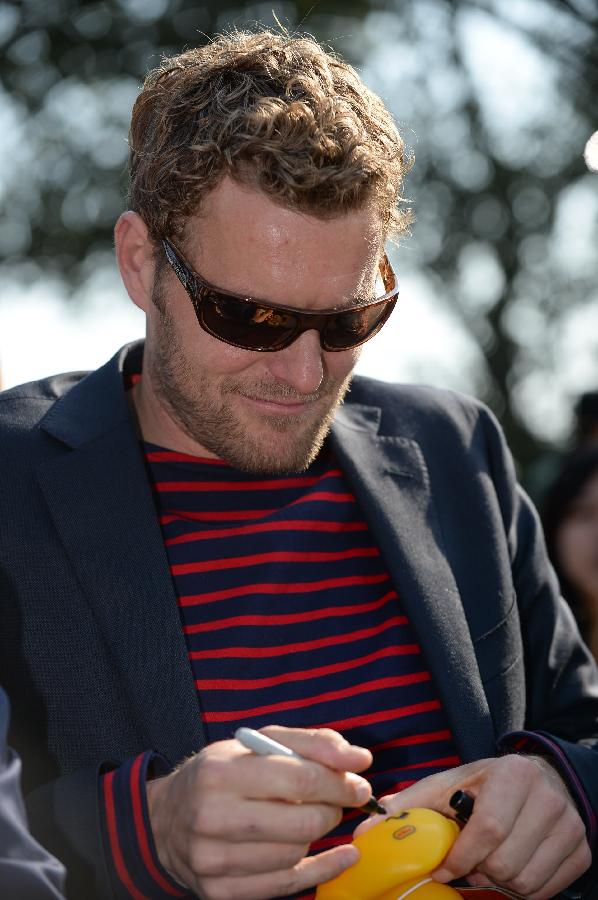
524,389,598,504
1,28,598,900
542,447,598,660
0,685,66,899
574,392,598,449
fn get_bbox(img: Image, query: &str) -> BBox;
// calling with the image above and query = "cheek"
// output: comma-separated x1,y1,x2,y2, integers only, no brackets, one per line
325,347,361,380
179,325,262,377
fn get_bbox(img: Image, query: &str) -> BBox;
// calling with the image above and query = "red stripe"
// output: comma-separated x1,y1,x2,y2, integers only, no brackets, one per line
291,491,354,504
179,572,389,606
102,771,150,900
184,589,398,633
202,673,431,722
146,450,229,464
382,778,417,793
319,699,442,731
165,519,368,545
130,757,185,896
196,644,420,690
171,546,379,576
370,729,452,751
161,508,276,523
190,615,407,658
310,834,352,851
155,471,342,492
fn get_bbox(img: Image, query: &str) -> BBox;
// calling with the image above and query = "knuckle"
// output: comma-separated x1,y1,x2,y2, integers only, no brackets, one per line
294,763,320,799
508,871,535,896
295,806,342,845
315,727,340,743
551,791,568,815
197,757,228,792
478,813,509,845
294,805,328,841
504,753,535,785
280,866,303,896
568,814,587,845
278,843,308,868
188,842,225,877
190,802,222,837
193,803,230,837
483,854,515,885
580,841,593,872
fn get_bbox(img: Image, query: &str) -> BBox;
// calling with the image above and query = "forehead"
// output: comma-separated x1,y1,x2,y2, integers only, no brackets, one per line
182,177,384,305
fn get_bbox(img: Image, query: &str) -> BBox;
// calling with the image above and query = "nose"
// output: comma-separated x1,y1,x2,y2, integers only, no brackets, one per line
265,329,325,396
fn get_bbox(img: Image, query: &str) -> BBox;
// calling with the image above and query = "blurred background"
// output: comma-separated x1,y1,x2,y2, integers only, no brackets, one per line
0,0,597,493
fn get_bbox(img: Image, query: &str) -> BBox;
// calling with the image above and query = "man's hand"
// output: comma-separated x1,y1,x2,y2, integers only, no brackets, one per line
146,726,372,900
354,754,591,899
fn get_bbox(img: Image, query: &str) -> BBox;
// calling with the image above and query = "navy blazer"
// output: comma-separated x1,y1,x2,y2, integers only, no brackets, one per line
1,341,598,899
0,686,66,899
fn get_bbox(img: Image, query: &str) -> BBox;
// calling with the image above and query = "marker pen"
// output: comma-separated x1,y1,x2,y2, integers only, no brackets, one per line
235,726,387,816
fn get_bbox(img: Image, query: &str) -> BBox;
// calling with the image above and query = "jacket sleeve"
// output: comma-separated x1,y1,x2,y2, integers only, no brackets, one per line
480,403,598,895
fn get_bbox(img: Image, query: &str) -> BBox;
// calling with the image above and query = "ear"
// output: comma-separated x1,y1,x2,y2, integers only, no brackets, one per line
114,211,155,312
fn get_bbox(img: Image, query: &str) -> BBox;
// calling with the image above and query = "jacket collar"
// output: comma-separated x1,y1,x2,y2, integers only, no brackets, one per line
39,342,143,448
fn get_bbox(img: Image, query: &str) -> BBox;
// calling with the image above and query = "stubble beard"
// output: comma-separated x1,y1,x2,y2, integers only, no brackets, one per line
148,300,352,475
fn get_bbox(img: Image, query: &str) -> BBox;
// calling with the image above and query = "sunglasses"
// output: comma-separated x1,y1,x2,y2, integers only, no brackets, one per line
162,238,399,352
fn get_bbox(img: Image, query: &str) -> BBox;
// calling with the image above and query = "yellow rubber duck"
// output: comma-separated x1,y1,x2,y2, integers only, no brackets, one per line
315,808,461,900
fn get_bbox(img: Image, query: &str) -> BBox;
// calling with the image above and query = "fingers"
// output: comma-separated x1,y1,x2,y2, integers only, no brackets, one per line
459,801,589,899
147,727,372,899
523,838,592,900
260,725,373,772
203,745,372,810
189,843,359,900
189,797,344,846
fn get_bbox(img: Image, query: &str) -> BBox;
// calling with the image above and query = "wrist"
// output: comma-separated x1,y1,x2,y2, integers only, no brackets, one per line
146,772,188,889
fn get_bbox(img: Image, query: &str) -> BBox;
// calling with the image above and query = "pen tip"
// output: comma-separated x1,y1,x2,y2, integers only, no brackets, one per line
365,797,387,815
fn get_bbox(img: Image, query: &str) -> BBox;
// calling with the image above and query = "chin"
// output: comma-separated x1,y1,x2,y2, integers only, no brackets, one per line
218,425,329,475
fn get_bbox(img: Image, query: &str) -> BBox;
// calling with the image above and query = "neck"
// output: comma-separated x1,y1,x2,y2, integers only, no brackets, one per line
129,376,218,459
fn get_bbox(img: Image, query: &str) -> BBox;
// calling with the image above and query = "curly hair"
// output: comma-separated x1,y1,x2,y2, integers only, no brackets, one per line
127,29,412,248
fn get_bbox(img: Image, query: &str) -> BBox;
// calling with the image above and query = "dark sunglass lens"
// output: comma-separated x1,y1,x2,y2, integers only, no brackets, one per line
323,300,395,350
201,291,298,350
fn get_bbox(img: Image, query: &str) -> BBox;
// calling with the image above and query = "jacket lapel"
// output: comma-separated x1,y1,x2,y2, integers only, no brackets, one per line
35,344,205,764
331,403,496,763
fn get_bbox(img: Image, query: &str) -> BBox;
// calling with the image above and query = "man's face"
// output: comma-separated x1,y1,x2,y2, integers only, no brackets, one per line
142,178,384,474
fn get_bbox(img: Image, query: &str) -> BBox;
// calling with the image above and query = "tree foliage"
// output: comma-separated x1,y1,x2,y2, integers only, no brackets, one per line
1,0,597,476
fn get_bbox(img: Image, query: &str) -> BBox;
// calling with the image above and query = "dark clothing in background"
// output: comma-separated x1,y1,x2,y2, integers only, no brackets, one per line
0,686,66,899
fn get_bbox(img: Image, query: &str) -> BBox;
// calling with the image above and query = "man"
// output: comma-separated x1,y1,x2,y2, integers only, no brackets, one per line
1,28,597,900
0,686,66,899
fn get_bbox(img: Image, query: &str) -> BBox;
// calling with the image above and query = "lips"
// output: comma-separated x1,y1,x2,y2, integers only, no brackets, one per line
239,393,317,413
